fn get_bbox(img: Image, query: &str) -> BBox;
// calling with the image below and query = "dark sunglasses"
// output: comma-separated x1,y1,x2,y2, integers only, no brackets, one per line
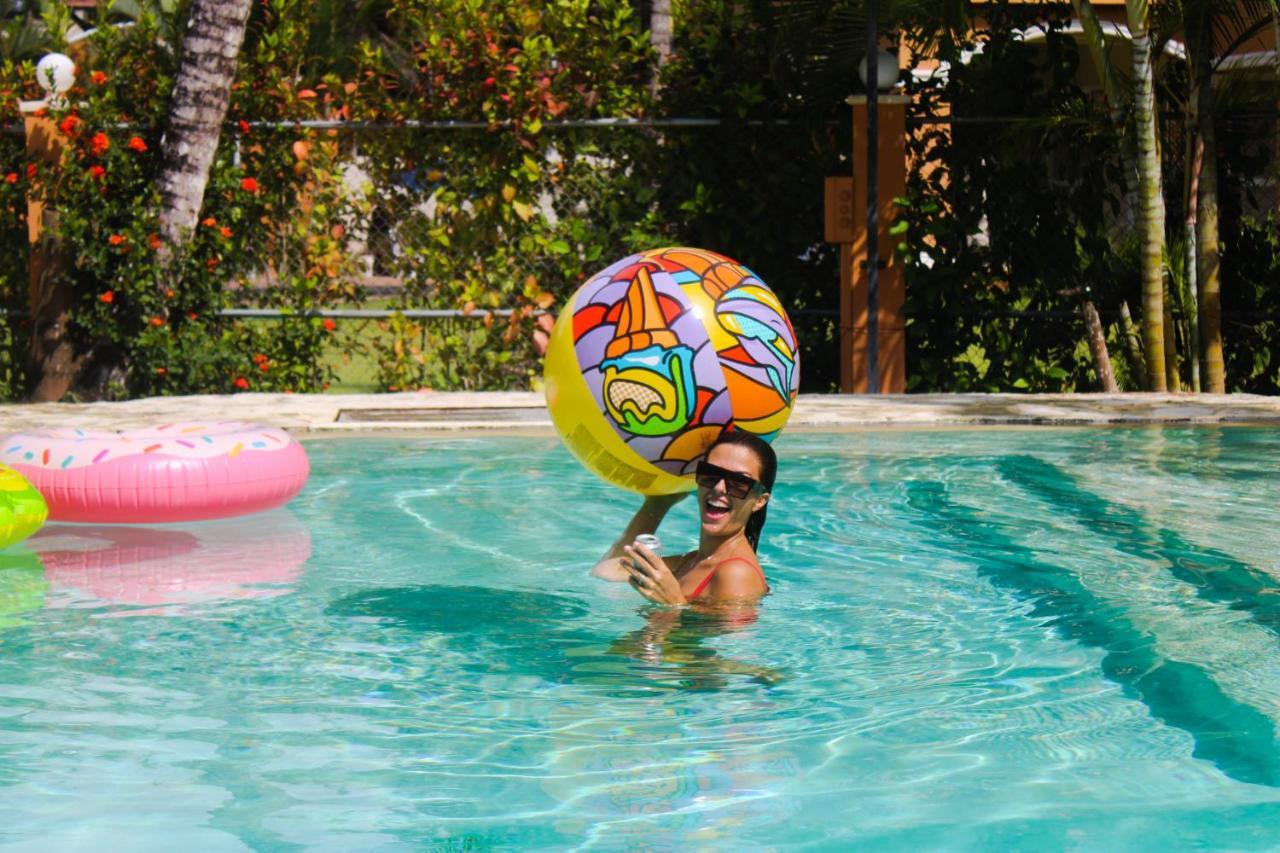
694,460,762,500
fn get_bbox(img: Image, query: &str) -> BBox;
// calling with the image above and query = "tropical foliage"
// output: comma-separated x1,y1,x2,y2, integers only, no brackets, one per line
0,0,1277,399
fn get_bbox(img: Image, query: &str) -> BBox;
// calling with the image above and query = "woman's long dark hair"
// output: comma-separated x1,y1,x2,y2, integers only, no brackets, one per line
707,430,777,553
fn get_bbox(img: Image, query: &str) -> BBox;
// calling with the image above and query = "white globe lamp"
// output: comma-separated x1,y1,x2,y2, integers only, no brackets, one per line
858,50,900,93
35,52,76,100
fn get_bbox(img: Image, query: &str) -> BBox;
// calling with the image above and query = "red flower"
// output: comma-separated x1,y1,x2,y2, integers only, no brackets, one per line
88,164,105,180
90,71,107,85
58,114,80,135
127,136,147,153
240,177,259,193
25,163,37,179
233,377,250,390
148,234,163,250
156,367,167,376
220,226,232,238
206,257,220,271
89,133,109,156
164,288,176,299
323,317,336,332
258,361,270,372
238,120,251,135
98,290,114,304
108,234,126,246
4,173,16,184
149,316,165,327
202,216,217,227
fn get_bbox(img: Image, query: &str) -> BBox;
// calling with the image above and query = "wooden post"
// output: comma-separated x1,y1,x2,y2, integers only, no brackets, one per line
825,176,856,388
846,94,908,393
21,104,78,402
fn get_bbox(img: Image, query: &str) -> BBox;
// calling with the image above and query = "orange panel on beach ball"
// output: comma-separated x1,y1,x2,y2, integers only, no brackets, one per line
543,247,800,494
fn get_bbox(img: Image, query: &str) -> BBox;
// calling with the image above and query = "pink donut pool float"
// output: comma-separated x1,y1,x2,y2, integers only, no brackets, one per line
0,422,309,523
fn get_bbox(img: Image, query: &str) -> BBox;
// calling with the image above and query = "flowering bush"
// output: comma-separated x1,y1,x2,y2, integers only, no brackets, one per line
0,2,367,398
0,113,30,400
0,0,663,398
0,0,664,400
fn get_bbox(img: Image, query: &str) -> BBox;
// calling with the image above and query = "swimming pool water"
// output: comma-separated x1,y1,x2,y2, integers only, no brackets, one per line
4,428,1280,850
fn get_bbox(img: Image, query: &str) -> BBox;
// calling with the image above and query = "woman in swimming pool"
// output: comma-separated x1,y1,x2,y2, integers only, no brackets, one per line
593,430,775,605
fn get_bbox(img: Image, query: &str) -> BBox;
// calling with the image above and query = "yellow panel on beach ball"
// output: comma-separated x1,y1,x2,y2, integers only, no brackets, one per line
543,247,800,494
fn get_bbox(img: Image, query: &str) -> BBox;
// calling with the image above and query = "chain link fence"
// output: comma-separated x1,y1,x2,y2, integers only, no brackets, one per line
227,118,842,390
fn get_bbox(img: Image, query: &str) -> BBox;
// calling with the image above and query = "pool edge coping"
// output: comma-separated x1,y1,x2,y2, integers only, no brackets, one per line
5,391,1280,435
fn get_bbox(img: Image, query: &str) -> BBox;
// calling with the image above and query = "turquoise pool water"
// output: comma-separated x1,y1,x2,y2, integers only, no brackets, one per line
4,428,1280,850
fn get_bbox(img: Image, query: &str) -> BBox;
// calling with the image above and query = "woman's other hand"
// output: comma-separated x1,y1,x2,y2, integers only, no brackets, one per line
623,541,687,606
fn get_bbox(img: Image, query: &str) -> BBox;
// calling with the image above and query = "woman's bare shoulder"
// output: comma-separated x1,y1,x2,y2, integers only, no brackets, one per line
706,554,768,598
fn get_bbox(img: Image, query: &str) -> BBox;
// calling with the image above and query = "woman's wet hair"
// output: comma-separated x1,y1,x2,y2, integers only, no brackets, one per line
707,430,777,552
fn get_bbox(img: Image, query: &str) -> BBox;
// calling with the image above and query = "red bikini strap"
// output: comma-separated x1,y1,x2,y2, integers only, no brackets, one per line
690,557,766,599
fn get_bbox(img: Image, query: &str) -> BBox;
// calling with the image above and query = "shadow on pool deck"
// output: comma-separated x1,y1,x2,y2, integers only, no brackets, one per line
4,391,1280,435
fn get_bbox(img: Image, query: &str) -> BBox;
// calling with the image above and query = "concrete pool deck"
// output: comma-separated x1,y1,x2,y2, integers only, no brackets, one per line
4,391,1280,434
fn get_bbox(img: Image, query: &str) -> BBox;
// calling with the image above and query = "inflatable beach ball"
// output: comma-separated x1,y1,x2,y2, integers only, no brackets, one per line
544,247,800,494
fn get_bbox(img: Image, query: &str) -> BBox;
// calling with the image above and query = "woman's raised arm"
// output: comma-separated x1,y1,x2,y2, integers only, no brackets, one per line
591,491,689,581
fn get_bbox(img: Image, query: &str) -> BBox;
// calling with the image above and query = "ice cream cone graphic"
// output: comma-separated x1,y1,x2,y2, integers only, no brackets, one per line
600,267,696,437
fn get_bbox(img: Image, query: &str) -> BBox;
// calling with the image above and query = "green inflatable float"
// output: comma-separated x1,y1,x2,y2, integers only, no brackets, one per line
0,463,47,549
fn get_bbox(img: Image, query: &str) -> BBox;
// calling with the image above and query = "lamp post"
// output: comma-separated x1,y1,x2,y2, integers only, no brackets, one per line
21,52,77,402
863,0,881,394
859,0,898,394
834,42,905,394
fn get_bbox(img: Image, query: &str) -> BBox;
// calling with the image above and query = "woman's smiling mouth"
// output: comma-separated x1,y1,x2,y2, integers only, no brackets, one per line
703,495,731,521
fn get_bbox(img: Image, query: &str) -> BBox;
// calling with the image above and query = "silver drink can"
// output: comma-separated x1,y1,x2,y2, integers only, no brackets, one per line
633,533,662,557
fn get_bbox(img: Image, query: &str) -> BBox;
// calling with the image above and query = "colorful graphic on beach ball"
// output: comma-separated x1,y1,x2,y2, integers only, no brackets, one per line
544,247,799,494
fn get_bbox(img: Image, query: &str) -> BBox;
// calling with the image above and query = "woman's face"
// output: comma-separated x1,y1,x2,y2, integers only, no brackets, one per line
697,442,770,542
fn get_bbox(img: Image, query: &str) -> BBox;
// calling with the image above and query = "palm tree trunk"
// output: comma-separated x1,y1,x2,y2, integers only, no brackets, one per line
1163,280,1181,390
1185,87,1202,393
1196,44,1225,392
156,0,254,263
648,0,672,95
1081,299,1119,391
1072,0,1140,225
1120,300,1147,389
1127,0,1168,390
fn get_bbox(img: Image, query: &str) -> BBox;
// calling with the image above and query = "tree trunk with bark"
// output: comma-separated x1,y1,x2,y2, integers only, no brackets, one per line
1120,300,1147,389
1184,109,1202,393
647,0,672,95
1127,0,1169,390
156,0,254,264
1081,298,1119,392
1196,49,1225,392
1071,0,1140,226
